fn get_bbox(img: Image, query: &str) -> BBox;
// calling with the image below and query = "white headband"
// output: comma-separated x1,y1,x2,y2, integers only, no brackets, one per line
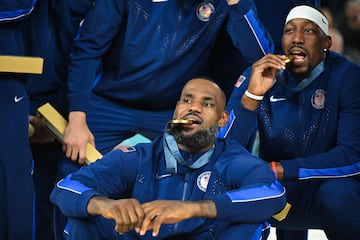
286,5,328,35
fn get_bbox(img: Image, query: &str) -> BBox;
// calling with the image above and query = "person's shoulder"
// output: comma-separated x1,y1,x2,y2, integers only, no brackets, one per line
106,138,160,166
326,51,360,71
214,138,270,172
216,137,242,147
117,137,161,153
215,137,254,157
324,52,360,95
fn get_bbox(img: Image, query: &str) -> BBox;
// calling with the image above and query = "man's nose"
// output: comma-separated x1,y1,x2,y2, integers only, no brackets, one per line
189,101,202,113
292,30,305,44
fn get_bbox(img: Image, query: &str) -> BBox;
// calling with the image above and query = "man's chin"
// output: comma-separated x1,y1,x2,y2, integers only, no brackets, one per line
290,65,311,77
180,127,198,134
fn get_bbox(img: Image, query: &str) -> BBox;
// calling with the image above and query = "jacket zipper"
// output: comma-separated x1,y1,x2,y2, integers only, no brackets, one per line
174,171,190,232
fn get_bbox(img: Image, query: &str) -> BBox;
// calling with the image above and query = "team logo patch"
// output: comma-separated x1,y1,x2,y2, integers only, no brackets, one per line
235,75,246,88
197,171,211,192
119,146,136,153
196,1,215,22
311,89,326,109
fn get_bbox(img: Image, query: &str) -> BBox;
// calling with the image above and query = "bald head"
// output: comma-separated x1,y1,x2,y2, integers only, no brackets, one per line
181,78,227,111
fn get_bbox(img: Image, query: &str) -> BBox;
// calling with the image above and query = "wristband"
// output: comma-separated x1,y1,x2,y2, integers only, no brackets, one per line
244,90,264,101
271,161,278,179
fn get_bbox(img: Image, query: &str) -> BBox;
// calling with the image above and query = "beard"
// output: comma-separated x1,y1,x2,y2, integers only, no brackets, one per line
167,124,219,150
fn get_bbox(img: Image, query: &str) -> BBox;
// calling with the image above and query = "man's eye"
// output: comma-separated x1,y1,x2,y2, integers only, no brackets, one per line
305,28,314,33
184,99,192,104
204,102,214,107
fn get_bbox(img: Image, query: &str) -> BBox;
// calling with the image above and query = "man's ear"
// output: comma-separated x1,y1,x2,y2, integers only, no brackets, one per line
324,35,332,51
218,111,229,128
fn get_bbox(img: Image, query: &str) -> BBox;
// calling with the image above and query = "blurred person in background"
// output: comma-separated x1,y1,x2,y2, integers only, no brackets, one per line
321,6,344,54
338,0,360,64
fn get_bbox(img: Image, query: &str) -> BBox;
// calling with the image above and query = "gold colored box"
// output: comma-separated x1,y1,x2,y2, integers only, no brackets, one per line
272,202,291,221
37,103,102,164
0,55,43,74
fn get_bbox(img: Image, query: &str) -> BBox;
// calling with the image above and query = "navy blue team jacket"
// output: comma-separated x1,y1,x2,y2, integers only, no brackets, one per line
66,0,274,112
225,51,360,180
0,0,36,56
51,137,286,238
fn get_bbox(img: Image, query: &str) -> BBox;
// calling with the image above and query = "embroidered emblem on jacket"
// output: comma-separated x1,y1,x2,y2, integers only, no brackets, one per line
197,171,211,192
311,89,326,109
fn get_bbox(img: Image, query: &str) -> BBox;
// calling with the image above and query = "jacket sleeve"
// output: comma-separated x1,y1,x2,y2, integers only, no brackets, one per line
0,0,36,22
226,0,274,64
50,149,138,218
218,67,258,148
67,0,125,112
209,149,286,222
213,180,286,222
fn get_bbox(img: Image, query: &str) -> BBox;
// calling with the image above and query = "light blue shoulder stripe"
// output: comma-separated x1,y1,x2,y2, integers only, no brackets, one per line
57,175,92,195
227,181,285,203
0,0,37,21
299,162,360,180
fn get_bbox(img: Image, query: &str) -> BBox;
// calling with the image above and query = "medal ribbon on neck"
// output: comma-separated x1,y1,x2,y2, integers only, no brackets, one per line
291,61,324,92
163,131,214,174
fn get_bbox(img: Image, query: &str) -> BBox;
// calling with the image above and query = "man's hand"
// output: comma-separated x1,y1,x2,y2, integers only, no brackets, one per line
242,54,288,110
63,111,95,164
29,115,56,144
226,0,240,5
87,196,145,234
139,200,217,237
268,161,285,180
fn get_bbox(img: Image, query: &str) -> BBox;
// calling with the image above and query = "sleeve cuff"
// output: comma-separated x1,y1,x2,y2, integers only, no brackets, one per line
208,194,232,220
74,190,102,217
280,159,299,180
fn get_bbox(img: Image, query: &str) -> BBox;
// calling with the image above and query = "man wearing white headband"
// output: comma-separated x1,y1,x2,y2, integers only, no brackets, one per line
224,4,360,240
286,5,329,35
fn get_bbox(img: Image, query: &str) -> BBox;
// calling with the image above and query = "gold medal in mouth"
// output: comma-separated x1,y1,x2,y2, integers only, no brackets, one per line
284,55,294,63
169,119,193,125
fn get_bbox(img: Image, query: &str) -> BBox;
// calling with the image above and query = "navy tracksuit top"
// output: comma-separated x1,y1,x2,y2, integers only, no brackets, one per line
51,137,286,238
66,0,274,112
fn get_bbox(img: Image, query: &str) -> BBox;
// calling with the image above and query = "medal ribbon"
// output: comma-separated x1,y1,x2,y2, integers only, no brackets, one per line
275,61,324,92
163,131,214,174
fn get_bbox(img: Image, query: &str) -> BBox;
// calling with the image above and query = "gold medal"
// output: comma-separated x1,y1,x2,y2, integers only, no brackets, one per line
284,55,294,63
169,119,193,125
